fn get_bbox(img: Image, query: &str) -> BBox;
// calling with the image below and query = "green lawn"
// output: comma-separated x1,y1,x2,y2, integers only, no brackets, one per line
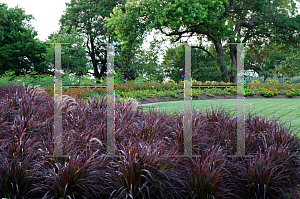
141,98,300,136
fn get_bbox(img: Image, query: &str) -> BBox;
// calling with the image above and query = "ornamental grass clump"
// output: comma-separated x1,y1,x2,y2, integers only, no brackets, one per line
284,81,292,84
230,146,299,199
267,79,279,84
235,112,300,198
176,145,241,199
0,131,42,199
251,80,260,84
0,84,300,198
32,150,109,199
107,140,183,199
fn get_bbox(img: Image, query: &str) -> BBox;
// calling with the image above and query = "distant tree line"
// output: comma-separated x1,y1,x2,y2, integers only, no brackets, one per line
0,0,300,83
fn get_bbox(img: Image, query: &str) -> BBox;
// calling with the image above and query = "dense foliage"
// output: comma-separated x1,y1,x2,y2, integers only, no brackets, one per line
59,0,132,81
0,3,47,76
43,27,91,77
1,1,300,84
0,84,299,198
162,44,224,83
106,0,300,83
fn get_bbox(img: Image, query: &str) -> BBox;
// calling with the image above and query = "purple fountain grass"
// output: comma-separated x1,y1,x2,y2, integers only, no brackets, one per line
107,139,184,199
31,149,109,199
0,128,43,199
0,84,299,198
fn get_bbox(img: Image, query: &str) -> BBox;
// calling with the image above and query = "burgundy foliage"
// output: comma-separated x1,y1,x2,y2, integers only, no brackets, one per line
0,84,299,199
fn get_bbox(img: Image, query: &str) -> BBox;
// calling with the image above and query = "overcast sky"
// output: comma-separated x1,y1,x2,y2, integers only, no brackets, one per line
0,0,68,42
1,0,299,64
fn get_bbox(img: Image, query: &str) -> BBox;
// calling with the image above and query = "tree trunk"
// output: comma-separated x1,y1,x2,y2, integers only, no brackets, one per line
99,60,107,79
214,41,230,82
229,38,237,83
88,35,101,81
91,55,101,79
89,36,108,82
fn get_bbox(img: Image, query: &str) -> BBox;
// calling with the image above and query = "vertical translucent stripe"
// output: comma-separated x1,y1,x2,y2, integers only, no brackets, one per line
107,43,115,156
236,43,245,157
54,43,63,157
184,43,192,157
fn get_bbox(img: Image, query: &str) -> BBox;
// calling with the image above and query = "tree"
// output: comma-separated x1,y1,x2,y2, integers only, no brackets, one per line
224,0,300,82
42,27,90,78
106,0,233,82
104,0,152,82
113,36,167,83
59,0,134,82
276,46,300,77
113,44,140,82
242,1,300,81
106,0,300,83
0,3,47,76
161,44,185,83
244,42,289,81
161,44,221,83
132,36,167,83
192,46,224,82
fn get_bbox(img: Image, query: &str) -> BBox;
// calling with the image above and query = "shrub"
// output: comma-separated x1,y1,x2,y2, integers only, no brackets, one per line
284,80,292,84
260,88,275,97
134,76,149,84
286,90,294,98
192,79,201,85
166,79,177,85
191,89,202,98
0,70,16,87
251,80,260,84
245,88,255,96
267,79,279,84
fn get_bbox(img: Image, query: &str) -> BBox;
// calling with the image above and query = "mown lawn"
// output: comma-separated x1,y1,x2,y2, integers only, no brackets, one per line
142,98,300,137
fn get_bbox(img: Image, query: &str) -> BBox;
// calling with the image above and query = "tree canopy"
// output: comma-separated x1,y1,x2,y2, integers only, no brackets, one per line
0,3,47,76
43,27,90,77
276,45,300,77
59,0,132,81
1,0,299,83
161,43,222,83
106,0,300,83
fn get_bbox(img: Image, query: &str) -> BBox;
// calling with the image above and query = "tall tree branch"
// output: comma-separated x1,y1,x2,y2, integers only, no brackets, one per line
219,0,234,20
191,45,216,60
165,26,217,42
233,16,257,36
